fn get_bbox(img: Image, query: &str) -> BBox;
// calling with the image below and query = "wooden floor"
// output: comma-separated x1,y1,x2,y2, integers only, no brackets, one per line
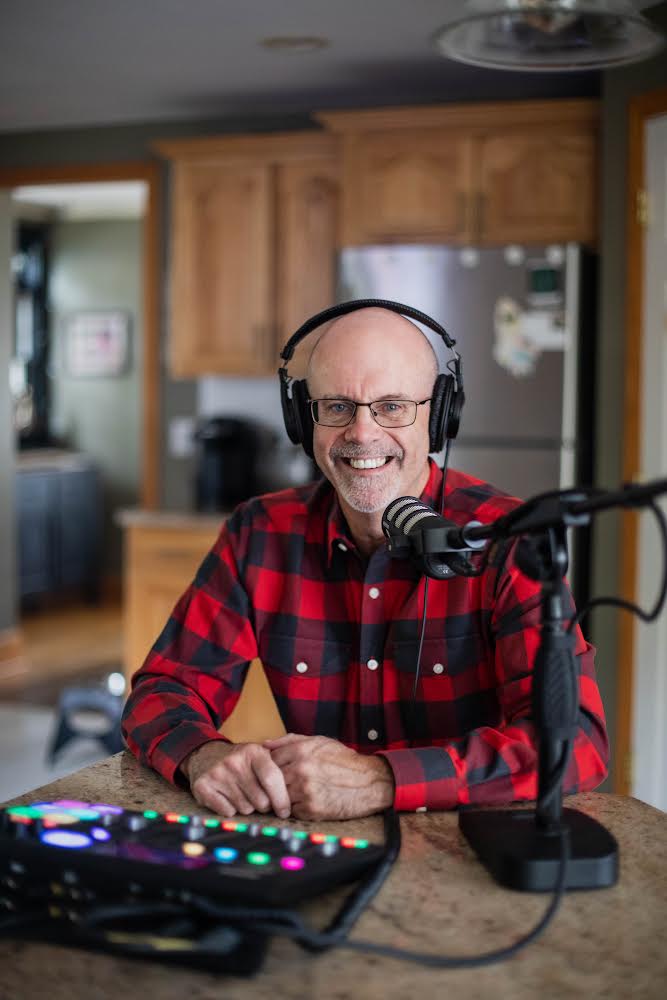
0,602,123,697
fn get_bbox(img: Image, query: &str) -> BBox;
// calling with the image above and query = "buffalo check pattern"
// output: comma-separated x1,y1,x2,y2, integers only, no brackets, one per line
122,461,608,811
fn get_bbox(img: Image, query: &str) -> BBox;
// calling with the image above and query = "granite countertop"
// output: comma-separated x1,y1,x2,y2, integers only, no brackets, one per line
1,754,666,999
16,449,94,472
115,507,230,530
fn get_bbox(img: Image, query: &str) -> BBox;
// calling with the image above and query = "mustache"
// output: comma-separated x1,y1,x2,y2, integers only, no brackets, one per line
329,443,403,460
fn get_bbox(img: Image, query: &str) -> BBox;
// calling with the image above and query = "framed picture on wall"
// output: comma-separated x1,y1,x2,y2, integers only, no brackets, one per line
64,310,131,377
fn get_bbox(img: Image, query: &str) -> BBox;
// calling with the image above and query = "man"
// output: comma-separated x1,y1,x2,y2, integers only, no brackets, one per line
121,307,608,821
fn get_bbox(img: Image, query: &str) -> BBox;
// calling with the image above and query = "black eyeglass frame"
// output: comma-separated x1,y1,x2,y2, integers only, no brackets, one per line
308,397,432,429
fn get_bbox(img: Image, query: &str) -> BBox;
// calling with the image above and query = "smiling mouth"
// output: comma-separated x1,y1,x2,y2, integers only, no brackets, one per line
342,457,392,470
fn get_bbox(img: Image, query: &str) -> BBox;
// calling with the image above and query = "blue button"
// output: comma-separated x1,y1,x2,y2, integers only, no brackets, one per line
214,846,238,863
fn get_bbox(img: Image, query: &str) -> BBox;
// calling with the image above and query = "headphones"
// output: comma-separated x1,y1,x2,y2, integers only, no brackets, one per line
278,298,465,459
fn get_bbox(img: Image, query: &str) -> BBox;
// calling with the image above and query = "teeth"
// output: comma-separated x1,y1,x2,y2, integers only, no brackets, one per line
348,457,388,470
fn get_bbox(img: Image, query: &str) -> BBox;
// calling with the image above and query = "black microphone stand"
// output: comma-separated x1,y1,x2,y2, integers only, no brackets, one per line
388,477,667,891
458,511,618,891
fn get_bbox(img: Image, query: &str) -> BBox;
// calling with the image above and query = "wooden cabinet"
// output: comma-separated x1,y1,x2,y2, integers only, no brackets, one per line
122,518,284,743
337,129,475,244
156,132,340,378
318,100,599,247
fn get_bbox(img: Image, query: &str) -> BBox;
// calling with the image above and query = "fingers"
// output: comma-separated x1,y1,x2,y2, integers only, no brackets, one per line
189,743,291,820
262,733,306,749
251,754,290,819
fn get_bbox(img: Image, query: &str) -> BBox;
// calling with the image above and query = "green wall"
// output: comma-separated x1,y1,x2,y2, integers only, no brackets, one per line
48,218,142,575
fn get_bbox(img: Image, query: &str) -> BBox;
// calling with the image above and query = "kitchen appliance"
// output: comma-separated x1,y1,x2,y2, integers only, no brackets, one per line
194,416,270,511
338,243,596,605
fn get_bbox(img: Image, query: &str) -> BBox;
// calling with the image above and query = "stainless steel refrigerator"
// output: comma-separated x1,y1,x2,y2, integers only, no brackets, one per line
338,243,596,603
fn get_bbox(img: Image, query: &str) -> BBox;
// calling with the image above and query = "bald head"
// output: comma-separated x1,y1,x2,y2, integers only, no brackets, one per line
306,308,439,392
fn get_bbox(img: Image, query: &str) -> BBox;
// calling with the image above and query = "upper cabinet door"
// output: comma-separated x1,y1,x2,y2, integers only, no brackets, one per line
340,130,474,245
170,160,275,377
275,157,340,362
478,131,597,245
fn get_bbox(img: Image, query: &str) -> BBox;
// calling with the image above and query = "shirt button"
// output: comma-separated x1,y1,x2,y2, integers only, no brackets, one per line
338,542,348,552
367,729,379,741
433,663,444,674
367,659,379,671
368,587,380,600
296,662,308,674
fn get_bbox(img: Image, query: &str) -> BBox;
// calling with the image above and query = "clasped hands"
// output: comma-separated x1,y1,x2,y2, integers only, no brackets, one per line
182,734,395,822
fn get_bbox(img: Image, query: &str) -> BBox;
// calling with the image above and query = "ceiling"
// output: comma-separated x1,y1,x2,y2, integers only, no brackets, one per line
0,0,640,135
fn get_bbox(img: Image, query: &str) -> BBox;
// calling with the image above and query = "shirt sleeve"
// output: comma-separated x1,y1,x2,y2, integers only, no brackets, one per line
377,541,609,812
121,512,258,786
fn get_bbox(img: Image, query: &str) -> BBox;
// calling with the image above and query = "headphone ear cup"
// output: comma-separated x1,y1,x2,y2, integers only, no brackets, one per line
429,374,453,452
280,373,303,445
292,379,314,458
446,387,464,441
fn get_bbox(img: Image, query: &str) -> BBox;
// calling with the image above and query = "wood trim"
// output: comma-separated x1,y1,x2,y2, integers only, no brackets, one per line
153,130,338,162
617,86,667,794
0,627,23,662
316,99,600,133
0,160,161,511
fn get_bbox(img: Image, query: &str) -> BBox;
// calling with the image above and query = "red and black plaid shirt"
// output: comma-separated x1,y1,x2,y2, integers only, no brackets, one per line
122,460,608,811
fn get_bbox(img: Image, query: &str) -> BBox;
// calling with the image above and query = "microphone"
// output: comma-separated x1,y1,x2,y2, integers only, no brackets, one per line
381,497,487,579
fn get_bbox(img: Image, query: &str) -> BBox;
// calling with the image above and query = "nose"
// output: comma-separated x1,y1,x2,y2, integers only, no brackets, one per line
343,404,381,444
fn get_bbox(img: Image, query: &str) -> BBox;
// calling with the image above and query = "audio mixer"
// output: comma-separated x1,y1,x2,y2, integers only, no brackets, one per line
0,800,386,908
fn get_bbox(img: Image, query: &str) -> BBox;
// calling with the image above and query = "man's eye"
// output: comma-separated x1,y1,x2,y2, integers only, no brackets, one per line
377,401,405,415
323,400,353,416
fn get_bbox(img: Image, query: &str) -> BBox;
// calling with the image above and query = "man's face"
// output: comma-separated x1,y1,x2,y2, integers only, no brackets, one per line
307,313,435,516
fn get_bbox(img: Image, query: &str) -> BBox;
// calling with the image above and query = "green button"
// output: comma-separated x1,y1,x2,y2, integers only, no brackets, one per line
143,810,159,819
204,818,220,828
261,827,277,837
247,852,271,866
7,806,42,818
235,822,248,833
291,830,308,839
354,839,369,849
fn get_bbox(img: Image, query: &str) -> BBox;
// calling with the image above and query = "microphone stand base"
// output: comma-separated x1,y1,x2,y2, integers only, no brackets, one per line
459,806,618,892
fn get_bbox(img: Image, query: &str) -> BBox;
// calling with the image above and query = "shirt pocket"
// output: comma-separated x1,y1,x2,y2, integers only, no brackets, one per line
393,632,487,679
393,634,498,740
258,633,351,737
259,632,351,678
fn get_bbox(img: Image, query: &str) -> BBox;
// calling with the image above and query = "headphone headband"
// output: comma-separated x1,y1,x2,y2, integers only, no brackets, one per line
279,297,458,363
278,298,465,458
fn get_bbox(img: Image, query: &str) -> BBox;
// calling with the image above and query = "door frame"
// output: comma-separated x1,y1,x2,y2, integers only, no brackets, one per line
617,86,667,793
0,160,161,509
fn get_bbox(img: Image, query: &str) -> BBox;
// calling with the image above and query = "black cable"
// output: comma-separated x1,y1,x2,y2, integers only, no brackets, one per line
567,498,667,634
409,576,430,747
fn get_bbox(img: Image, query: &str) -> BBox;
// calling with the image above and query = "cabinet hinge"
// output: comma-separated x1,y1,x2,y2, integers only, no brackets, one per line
636,188,650,227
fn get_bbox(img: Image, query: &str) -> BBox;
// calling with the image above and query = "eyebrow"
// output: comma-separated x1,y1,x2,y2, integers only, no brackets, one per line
316,393,414,401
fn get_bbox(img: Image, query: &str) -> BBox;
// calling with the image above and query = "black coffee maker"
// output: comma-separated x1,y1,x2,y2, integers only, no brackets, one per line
194,416,271,511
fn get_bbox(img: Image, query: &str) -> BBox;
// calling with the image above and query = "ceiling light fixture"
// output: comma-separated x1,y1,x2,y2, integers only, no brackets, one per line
433,0,665,71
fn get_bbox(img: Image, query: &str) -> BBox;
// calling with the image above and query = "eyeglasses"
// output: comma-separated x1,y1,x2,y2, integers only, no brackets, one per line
309,397,431,429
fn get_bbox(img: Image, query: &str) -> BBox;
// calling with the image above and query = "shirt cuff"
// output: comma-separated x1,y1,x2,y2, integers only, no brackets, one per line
151,723,230,787
377,747,460,812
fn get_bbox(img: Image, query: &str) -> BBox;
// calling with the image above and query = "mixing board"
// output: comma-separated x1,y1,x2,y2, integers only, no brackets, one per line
0,800,386,907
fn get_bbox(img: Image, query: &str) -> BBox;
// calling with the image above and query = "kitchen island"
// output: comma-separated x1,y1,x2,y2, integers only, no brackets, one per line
1,753,665,999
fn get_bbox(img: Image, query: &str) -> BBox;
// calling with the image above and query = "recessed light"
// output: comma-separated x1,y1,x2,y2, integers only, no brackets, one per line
260,36,330,53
